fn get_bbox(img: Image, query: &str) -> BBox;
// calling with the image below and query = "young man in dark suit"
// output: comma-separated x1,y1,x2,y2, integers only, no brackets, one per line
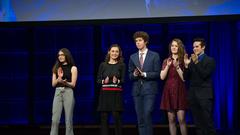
183,38,216,135
128,31,160,135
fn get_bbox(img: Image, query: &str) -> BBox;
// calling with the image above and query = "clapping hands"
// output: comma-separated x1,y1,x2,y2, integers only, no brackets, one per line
102,76,120,84
184,54,191,68
57,67,66,84
113,76,120,84
191,53,198,64
167,58,172,67
103,76,109,84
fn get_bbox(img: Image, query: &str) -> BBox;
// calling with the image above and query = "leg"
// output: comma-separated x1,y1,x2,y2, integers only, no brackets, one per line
177,110,187,135
143,94,155,135
199,99,216,135
168,111,176,135
133,96,145,135
112,111,122,135
63,88,75,135
189,97,205,135
100,112,109,135
50,88,63,135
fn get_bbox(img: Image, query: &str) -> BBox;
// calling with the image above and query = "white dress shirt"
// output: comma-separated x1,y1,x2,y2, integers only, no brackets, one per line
139,48,148,64
138,48,148,77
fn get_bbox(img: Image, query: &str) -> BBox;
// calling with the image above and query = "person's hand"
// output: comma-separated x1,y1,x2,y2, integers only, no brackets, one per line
184,54,191,67
133,68,140,77
140,72,145,77
167,58,172,66
191,53,198,64
135,67,145,77
104,76,109,84
57,67,63,78
57,77,63,83
57,78,66,84
113,76,118,84
62,79,68,85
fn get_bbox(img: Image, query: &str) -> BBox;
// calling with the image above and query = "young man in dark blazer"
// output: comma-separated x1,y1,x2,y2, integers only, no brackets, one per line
128,31,160,135
183,38,216,135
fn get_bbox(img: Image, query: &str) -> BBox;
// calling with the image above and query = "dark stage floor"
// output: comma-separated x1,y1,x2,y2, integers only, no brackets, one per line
0,125,239,135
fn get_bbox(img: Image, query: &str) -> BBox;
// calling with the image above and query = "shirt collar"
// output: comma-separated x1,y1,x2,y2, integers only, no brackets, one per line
198,52,205,61
139,48,148,55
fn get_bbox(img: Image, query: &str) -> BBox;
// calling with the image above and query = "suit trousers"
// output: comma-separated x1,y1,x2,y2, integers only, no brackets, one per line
188,91,216,135
133,94,156,135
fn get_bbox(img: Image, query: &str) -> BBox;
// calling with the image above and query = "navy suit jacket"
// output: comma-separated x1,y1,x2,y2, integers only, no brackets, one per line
128,50,160,96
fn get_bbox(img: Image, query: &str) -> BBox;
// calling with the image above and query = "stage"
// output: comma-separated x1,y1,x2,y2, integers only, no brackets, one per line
1,125,239,135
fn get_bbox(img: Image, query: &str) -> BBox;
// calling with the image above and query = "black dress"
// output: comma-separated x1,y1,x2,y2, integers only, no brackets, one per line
97,62,126,111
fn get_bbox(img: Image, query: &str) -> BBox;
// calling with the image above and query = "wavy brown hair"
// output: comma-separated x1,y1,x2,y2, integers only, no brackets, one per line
169,38,185,63
133,31,149,44
105,44,124,63
52,48,75,73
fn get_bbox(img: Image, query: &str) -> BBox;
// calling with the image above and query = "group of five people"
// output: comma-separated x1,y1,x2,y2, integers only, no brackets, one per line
50,31,216,135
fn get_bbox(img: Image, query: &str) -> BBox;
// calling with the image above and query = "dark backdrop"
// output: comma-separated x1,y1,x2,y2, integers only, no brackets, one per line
0,19,239,130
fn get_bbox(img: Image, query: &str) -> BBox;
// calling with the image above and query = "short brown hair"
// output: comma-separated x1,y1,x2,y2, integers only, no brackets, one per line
133,31,149,44
193,38,206,47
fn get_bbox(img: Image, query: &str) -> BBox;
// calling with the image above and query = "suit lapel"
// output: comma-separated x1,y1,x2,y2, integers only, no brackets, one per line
201,54,208,66
142,50,151,70
133,53,141,68
196,54,207,68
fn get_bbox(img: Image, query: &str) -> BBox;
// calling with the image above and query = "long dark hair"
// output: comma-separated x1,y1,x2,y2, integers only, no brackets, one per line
52,48,75,73
104,44,124,63
169,38,185,63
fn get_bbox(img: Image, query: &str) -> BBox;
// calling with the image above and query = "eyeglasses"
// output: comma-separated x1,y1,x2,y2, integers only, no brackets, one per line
58,54,65,57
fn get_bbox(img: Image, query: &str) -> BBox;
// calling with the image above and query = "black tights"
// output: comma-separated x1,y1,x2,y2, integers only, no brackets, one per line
101,111,122,135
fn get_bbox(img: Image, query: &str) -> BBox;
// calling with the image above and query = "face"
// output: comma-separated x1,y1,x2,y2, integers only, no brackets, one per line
109,47,120,60
58,51,66,63
193,41,205,55
135,37,147,50
171,41,179,54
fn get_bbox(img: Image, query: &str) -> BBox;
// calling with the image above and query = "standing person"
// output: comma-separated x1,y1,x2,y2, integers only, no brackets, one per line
128,31,160,135
97,44,126,135
183,38,216,135
50,48,78,135
160,38,188,135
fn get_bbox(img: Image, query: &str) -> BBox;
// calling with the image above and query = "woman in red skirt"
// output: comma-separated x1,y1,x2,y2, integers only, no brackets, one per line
160,38,188,135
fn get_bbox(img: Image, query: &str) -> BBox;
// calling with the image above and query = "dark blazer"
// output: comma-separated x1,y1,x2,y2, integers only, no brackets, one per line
129,50,160,96
183,54,215,99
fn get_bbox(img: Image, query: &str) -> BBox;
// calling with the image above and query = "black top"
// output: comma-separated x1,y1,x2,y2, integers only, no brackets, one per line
56,64,72,87
97,62,125,111
97,62,125,85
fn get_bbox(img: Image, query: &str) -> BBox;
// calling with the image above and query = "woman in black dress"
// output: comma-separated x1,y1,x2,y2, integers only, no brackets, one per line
97,44,126,135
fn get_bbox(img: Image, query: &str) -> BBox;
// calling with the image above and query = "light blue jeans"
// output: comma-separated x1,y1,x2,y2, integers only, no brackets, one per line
50,87,75,135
